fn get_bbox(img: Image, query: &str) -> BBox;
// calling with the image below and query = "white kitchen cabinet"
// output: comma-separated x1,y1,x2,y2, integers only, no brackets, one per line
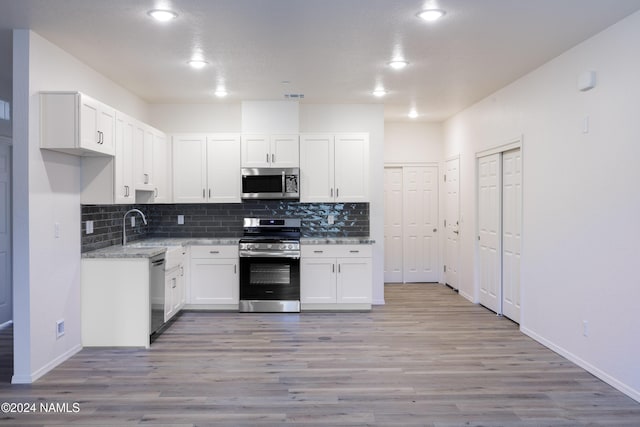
133,122,153,190
241,134,299,168
300,133,369,203
300,245,372,309
41,91,115,156
151,131,172,203
173,134,241,203
81,111,135,204
188,245,239,308
164,265,185,321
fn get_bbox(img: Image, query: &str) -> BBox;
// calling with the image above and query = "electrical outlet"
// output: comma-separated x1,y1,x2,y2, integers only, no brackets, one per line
54,223,60,238
130,217,136,227
56,319,65,339
583,320,589,337
178,215,184,225
328,215,335,225
86,220,94,234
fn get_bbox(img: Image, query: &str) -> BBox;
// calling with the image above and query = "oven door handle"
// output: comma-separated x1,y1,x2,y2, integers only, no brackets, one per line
239,250,300,259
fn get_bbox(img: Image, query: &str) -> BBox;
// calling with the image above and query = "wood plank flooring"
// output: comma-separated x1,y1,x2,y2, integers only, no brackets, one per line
1,284,639,426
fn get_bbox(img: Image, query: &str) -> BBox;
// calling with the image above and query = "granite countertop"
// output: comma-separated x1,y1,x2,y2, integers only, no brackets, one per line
301,237,375,245
83,236,374,259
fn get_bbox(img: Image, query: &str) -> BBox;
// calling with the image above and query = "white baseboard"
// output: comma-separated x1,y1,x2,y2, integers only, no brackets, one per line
458,289,474,303
372,297,385,305
521,326,640,403
12,344,82,384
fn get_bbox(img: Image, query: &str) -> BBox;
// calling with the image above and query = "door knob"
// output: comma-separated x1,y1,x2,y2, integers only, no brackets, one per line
433,228,437,232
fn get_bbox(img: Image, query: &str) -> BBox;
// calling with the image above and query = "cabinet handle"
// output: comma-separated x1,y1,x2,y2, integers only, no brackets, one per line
96,131,102,144
144,173,149,184
210,250,220,254
266,153,269,163
338,264,341,273
313,250,324,253
181,266,184,276
272,153,275,163
154,188,158,197
330,188,333,197
336,188,339,198
349,250,360,253
209,189,211,198
172,278,176,288
203,189,205,199
234,264,237,274
332,264,335,273
124,185,129,197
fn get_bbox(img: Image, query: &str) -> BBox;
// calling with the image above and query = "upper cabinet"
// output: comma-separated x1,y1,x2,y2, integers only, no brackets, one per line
241,134,299,168
300,133,369,203
173,134,241,203
41,92,115,156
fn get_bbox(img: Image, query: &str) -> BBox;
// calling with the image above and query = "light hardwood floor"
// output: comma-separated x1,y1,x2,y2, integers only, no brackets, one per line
1,284,639,426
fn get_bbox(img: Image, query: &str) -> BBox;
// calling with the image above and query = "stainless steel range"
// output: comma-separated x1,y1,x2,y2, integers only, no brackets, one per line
239,218,301,313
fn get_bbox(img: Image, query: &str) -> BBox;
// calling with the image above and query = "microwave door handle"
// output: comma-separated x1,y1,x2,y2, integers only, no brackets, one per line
282,170,286,197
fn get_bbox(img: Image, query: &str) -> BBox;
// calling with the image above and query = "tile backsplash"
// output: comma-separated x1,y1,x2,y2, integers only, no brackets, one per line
81,201,369,252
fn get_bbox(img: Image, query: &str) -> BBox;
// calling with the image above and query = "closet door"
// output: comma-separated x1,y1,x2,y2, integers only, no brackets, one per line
502,149,522,322
478,154,502,313
403,166,439,282
383,167,403,283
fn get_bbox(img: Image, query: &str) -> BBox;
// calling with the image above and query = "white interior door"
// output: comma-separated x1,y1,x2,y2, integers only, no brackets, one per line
502,148,522,322
0,142,11,324
403,166,439,282
478,154,501,313
384,167,403,283
445,158,460,290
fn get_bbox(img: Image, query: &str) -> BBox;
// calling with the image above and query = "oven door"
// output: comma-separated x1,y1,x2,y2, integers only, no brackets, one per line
239,256,300,312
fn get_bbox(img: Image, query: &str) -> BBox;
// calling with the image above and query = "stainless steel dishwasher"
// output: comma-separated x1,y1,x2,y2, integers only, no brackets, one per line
149,254,166,335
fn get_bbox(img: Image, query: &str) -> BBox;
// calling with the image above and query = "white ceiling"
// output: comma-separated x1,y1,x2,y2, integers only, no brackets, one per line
2,0,640,122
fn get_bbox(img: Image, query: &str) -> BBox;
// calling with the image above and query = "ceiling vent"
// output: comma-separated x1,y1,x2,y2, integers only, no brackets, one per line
284,93,305,99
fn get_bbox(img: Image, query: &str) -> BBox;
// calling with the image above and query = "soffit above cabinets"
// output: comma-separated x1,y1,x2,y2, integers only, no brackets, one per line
2,0,640,122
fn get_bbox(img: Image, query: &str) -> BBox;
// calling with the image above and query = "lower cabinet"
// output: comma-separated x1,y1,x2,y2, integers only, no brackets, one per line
188,245,239,308
301,245,372,309
164,265,185,321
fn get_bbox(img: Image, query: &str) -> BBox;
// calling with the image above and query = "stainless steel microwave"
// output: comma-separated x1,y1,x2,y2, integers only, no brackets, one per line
241,168,300,200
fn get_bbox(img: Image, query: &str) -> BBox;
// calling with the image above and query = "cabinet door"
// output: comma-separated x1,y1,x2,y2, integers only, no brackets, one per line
301,258,337,304
79,95,101,152
98,104,116,154
241,134,270,167
152,132,171,203
114,113,135,203
334,134,369,202
133,122,153,189
300,134,334,202
270,135,299,167
336,258,372,304
173,135,207,203
207,134,241,203
190,258,239,305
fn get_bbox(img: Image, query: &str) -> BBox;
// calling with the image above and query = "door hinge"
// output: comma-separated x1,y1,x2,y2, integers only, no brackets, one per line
444,265,447,273
444,219,447,227
444,174,447,182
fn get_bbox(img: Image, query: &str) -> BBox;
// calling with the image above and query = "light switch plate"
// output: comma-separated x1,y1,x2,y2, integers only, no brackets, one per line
328,215,335,225
86,220,94,234
130,217,135,227
178,215,184,225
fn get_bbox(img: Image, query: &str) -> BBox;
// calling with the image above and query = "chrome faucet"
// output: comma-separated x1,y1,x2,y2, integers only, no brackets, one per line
123,208,147,245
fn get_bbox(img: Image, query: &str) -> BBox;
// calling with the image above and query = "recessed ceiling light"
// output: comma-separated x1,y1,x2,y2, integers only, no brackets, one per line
416,9,446,22
408,109,419,119
372,88,387,97
214,88,228,98
147,9,178,22
388,60,409,70
188,59,208,69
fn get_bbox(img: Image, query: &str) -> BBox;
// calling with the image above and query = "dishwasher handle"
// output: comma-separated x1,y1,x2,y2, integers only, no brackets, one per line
151,258,165,267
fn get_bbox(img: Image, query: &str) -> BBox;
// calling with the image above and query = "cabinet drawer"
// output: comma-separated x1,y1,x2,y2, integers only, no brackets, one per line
302,245,372,258
190,245,238,259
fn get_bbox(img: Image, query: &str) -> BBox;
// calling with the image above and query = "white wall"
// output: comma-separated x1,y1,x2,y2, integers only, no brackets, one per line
148,103,241,133
443,11,640,401
384,121,443,164
12,30,150,383
300,104,385,304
